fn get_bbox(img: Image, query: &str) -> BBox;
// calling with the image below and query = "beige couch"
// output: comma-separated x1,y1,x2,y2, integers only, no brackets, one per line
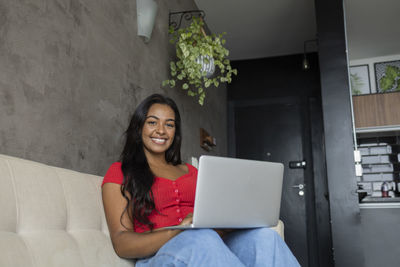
0,154,284,267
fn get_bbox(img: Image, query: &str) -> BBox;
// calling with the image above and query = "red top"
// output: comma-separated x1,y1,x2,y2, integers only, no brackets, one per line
102,162,197,233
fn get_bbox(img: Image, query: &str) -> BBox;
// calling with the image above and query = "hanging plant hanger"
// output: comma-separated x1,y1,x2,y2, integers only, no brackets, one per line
168,10,206,31
163,11,237,105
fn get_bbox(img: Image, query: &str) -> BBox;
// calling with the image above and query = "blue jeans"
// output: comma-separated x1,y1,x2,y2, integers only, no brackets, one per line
136,228,300,267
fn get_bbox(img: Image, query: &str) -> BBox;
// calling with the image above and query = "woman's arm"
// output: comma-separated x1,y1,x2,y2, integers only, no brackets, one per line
102,183,182,259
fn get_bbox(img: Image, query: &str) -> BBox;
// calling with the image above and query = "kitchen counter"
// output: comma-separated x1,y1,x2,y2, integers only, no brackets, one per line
359,196,400,209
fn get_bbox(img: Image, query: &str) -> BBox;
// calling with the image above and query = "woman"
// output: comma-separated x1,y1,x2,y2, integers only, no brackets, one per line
102,94,299,267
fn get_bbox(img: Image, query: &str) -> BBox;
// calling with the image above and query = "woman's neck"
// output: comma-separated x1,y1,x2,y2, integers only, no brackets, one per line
144,150,169,167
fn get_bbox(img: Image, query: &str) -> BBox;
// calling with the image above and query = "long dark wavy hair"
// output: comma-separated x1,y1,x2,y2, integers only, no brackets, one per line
120,94,182,230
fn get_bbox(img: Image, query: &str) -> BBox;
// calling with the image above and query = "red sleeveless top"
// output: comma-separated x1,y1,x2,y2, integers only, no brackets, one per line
102,162,197,233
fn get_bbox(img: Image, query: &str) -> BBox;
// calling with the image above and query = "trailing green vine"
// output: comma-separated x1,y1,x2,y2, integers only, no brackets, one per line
162,17,237,105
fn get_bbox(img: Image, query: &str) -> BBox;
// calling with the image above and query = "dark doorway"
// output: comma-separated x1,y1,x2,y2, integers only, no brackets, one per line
231,97,312,266
227,54,333,267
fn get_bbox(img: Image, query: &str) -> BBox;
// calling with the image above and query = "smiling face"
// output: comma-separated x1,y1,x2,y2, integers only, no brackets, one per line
141,103,176,157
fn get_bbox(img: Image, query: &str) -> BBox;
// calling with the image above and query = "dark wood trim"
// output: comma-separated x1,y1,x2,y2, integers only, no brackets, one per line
314,0,364,266
353,91,400,128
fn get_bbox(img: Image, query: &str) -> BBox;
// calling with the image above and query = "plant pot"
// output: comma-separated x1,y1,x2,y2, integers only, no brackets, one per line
196,55,215,78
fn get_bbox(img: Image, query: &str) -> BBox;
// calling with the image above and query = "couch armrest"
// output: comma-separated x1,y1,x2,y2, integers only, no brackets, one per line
270,220,284,240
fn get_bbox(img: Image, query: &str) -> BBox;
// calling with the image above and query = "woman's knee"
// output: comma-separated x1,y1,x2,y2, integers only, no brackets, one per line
242,227,281,240
251,227,280,238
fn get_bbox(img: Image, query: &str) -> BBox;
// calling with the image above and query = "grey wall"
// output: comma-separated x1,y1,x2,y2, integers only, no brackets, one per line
0,0,227,176
360,208,400,267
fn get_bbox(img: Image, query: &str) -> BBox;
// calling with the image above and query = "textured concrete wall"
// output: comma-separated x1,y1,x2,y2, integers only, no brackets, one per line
0,0,227,176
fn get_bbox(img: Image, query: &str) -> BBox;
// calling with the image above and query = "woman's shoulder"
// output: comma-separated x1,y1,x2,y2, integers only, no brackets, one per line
182,162,198,174
102,162,123,186
170,162,197,177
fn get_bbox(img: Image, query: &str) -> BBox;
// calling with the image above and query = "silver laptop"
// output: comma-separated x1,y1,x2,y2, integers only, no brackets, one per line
165,155,284,229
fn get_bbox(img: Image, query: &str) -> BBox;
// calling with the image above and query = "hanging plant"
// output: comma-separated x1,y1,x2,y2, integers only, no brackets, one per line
162,17,237,105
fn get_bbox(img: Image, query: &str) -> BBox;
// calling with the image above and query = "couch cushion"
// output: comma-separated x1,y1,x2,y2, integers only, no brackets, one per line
0,154,134,267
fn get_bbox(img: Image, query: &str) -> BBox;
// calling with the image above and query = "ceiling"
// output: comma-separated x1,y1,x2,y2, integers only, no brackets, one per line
194,0,400,61
344,0,400,60
194,0,317,61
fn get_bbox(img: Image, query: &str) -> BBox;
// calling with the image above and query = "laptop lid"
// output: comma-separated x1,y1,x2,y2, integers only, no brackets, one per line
192,155,284,228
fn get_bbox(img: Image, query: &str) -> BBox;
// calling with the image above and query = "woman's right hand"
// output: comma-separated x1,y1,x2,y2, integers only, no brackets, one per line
178,213,231,237
154,212,193,232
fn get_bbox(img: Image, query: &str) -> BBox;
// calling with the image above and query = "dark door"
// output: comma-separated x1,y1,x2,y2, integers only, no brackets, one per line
231,98,316,266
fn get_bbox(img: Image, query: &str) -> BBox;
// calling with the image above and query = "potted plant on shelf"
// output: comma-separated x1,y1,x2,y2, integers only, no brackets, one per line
162,17,237,105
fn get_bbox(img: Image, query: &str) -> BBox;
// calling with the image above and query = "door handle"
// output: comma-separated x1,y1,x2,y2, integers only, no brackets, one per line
292,183,305,196
292,184,305,190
